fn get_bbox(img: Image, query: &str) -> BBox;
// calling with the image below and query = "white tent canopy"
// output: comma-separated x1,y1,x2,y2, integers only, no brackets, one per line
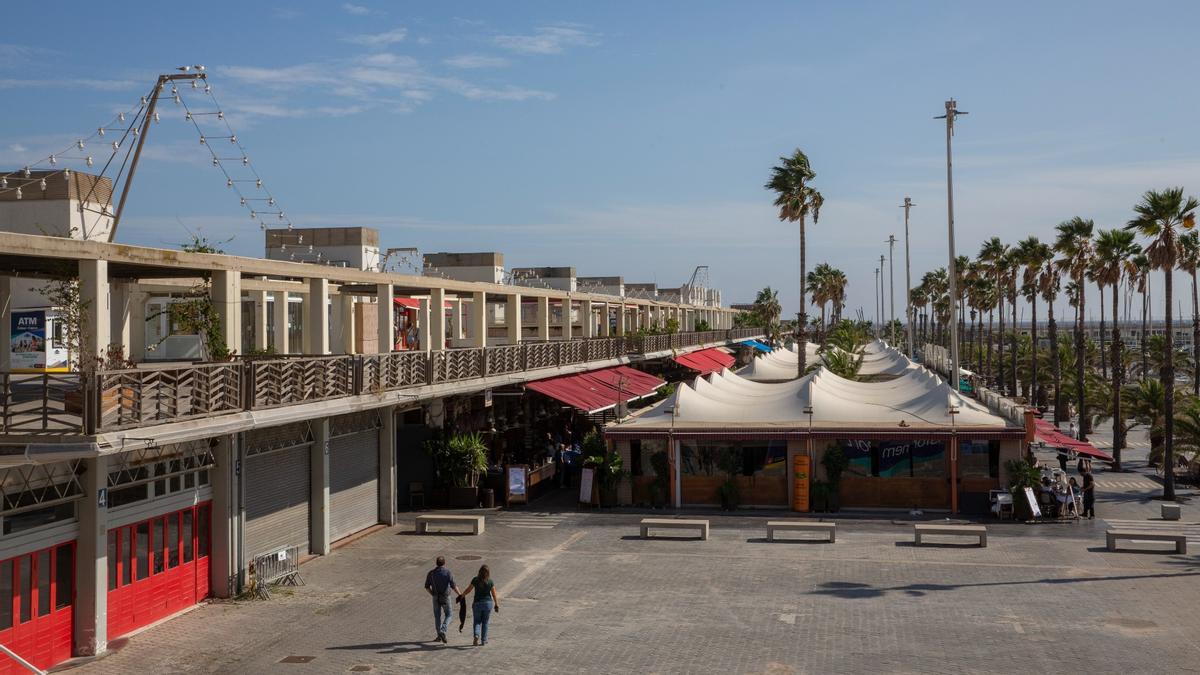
613,357,1014,434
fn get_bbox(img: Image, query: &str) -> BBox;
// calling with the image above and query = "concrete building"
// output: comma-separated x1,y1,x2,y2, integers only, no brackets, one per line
422,251,504,284
577,276,624,298
510,266,576,293
265,227,381,270
0,223,757,672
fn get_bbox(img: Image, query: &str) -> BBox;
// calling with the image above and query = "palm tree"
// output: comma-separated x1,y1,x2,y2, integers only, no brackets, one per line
1016,237,1053,407
753,286,782,341
1054,217,1095,441
1131,252,1151,378
1126,187,1200,501
1039,258,1063,425
1003,249,1021,396
910,285,928,345
766,149,824,378
1125,378,1166,468
828,267,848,324
1179,230,1200,397
978,238,1010,393
1094,228,1141,470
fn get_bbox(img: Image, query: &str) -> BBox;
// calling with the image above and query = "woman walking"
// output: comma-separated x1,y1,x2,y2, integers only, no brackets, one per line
458,564,500,646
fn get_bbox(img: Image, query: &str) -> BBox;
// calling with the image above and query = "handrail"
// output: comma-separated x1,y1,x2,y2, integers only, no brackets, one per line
0,643,45,675
0,329,766,434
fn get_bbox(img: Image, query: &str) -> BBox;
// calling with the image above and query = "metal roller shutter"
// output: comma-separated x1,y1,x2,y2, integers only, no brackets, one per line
243,443,310,559
329,429,380,542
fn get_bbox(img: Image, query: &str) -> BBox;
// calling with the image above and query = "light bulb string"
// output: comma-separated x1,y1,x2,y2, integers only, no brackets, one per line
0,96,148,194
175,78,291,232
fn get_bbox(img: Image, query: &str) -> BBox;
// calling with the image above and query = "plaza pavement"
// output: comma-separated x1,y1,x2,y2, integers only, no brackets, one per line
67,462,1200,675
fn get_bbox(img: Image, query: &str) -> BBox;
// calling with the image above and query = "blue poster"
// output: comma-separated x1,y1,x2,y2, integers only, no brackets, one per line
11,310,47,370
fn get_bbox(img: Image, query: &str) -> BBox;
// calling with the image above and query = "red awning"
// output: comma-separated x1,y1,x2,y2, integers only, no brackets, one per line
674,347,736,375
393,297,453,310
527,366,665,414
1033,419,1114,462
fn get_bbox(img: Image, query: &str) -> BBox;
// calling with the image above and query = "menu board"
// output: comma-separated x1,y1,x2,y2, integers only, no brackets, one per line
1023,487,1042,519
579,467,596,505
507,466,527,505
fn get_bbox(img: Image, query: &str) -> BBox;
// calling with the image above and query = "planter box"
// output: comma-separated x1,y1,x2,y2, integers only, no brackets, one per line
1162,503,1182,521
449,486,479,509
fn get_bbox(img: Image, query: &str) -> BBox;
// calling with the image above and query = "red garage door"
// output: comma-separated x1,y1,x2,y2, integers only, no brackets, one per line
107,503,211,639
0,542,74,675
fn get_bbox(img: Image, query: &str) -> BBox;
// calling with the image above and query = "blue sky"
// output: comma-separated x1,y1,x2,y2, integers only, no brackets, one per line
3,1,1200,321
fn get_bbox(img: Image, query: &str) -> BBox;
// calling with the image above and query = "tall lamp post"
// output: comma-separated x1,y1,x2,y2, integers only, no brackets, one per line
900,197,916,355
874,267,881,336
879,254,886,340
935,99,967,391
886,235,897,345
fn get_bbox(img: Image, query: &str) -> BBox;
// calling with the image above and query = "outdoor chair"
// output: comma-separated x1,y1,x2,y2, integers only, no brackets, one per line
409,482,426,509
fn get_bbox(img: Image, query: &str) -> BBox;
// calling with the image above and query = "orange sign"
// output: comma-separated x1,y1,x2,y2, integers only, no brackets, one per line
793,455,811,512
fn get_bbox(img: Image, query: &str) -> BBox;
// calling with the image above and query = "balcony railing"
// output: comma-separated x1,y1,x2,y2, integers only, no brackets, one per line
0,329,763,436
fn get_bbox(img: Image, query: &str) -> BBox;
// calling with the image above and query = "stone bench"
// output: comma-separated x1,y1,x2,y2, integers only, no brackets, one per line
766,521,836,543
1106,529,1187,554
640,518,709,540
416,514,485,535
913,523,987,547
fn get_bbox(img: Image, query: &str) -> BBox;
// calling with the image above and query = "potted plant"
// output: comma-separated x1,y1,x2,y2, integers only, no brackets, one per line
811,480,831,513
821,446,848,512
583,430,625,506
716,447,743,511
426,432,489,508
1005,458,1041,520
648,450,671,508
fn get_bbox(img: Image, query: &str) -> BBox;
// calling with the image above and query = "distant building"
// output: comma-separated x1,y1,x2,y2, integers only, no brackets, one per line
265,226,380,270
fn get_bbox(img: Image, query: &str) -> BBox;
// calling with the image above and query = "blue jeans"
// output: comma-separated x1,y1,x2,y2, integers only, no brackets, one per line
472,600,494,643
433,596,452,635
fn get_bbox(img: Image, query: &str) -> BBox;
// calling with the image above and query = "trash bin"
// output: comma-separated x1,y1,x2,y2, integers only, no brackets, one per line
480,488,495,509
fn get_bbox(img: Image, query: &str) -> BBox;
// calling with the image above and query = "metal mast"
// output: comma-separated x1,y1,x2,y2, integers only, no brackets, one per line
935,99,967,390
900,198,916,355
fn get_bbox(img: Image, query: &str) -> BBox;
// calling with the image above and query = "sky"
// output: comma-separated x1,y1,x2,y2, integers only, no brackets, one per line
3,1,1200,323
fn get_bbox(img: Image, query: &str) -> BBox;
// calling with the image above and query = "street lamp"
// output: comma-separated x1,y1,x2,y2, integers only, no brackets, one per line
886,235,896,346
900,198,916,355
874,267,881,337
935,99,967,391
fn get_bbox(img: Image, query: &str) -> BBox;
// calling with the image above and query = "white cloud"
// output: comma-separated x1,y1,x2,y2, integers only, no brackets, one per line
342,3,373,15
346,27,407,47
444,54,510,69
7,143,27,154
493,24,599,55
0,77,137,91
272,7,302,20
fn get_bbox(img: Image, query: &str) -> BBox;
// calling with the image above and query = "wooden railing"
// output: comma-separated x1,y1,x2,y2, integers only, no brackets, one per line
0,329,764,435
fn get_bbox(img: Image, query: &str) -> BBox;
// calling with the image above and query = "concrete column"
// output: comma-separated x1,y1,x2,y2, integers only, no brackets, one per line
210,435,238,598
0,276,9,370
506,293,522,344
471,292,486,348
310,418,331,556
251,289,269,352
600,303,611,336
336,294,356,354
418,299,432,353
581,299,595,338
377,284,394,353
560,299,573,340
110,283,131,361
378,407,397,525
211,269,241,357
272,292,290,354
307,278,329,355
74,454,108,656
641,306,651,331
430,287,446,350
454,299,467,340
536,296,550,341
616,303,626,336
79,259,110,363
128,291,146,360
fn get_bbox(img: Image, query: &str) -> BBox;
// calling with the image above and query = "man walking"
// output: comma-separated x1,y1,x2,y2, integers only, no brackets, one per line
1081,470,1096,520
425,556,460,643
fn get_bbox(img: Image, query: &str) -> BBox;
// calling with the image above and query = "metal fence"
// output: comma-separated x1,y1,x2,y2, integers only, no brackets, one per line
251,545,304,599
1,329,763,435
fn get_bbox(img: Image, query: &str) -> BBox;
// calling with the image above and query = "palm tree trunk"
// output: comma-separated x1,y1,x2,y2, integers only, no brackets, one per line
1076,271,1087,441
1163,268,1176,500
997,281,1006,394
1112,278,1124,471
987,310,994,386
1031,296,1039,407
1099,283,1107,379
1010,286,1018,396
797,216,808,378
1192,270,1199,397
1141,288,1148,379
1049,296,1063,427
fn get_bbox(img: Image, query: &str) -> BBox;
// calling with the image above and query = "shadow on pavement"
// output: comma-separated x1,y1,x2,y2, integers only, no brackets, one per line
328,641,474,654
745,537,832,544
619,534,704,541
809,569,1200,600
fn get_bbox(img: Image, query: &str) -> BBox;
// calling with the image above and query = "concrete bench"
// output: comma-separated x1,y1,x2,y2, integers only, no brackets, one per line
766,521,835,543
640,518,709,540
913,523,987,547
1106,529,1187,554
416,514,485,535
